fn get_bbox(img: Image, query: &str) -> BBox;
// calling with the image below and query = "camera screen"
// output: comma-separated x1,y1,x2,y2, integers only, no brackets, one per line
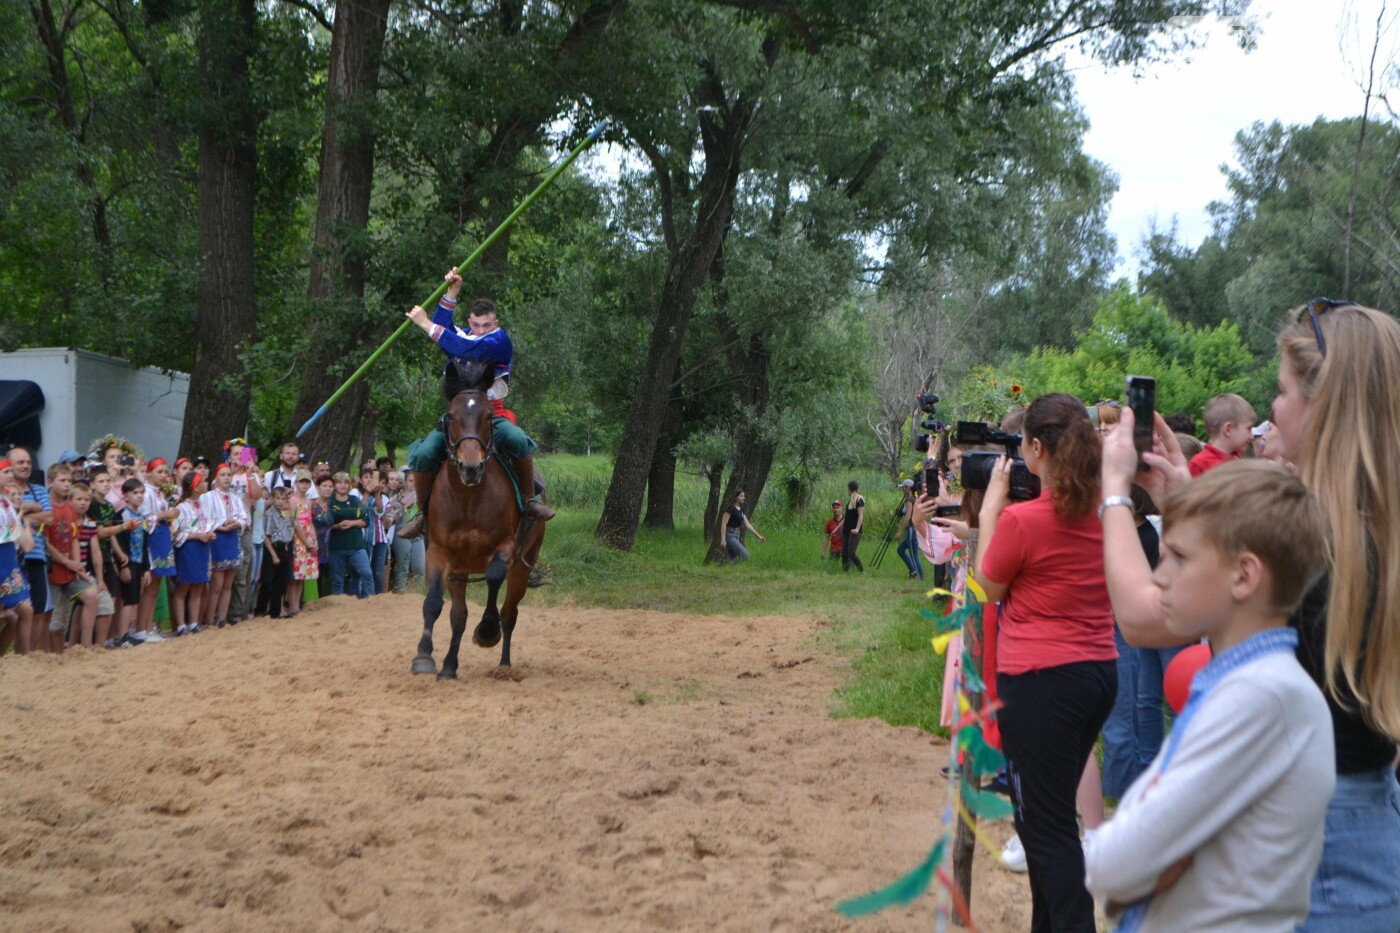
1126,375,1156,457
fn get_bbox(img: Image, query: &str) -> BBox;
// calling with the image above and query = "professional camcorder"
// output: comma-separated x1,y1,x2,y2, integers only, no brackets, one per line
912,392,945,455
954,420,1040,502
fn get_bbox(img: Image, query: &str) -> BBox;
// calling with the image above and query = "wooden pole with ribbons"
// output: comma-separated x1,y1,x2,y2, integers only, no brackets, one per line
296,120,609,438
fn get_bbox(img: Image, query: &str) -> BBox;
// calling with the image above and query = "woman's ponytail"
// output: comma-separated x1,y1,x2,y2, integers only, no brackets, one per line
1023,393,1100,521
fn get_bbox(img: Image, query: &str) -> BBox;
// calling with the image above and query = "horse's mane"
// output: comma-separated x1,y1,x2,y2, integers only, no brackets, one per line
442,360,493,401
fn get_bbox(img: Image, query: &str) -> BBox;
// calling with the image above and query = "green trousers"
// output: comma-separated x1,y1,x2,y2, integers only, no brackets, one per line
406,418,538,473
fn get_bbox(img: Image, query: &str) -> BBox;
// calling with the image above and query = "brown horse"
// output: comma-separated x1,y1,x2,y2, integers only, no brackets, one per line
411,361,545,679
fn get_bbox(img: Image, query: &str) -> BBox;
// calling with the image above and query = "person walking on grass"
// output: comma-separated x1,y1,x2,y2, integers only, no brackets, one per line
719,489,765,561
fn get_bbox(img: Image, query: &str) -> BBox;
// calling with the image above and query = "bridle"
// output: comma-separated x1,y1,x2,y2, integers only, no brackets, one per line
442,390,495,475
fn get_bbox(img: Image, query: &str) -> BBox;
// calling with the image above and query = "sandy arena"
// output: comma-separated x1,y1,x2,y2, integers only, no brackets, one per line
0,595,1030,931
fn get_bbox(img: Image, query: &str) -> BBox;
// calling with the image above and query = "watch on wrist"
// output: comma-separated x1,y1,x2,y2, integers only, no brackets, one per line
1097,495,1134,521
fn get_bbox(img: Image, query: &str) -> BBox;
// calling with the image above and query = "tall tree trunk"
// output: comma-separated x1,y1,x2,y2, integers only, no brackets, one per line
595,80,753,550
702,461,724,544
180,0,258,462
643,401,682,530
288,0,391,468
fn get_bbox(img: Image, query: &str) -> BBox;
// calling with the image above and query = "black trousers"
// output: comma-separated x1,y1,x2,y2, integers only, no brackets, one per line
255,542,292,618
841,529,863,571
997,660,1116,933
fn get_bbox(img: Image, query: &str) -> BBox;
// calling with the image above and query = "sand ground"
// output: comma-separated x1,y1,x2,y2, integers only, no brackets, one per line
0,594,1030,932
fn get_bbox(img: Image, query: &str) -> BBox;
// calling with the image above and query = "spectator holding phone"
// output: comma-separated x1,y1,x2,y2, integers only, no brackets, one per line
973,393,1116,931
1101,302,1400,930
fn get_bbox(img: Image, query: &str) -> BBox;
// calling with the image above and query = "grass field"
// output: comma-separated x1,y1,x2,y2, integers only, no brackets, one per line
531,453,951,735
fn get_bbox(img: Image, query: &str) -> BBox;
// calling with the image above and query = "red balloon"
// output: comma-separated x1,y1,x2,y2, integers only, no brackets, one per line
1163,643,1212,714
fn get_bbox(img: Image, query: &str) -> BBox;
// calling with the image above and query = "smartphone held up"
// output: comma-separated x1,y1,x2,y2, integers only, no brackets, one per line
1125,375,1155,472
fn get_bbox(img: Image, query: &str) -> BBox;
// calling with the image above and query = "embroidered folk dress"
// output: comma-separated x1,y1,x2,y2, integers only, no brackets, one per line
200,488,249,572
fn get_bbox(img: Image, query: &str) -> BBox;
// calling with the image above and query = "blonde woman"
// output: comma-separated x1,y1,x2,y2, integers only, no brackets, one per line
1101,301,1400,931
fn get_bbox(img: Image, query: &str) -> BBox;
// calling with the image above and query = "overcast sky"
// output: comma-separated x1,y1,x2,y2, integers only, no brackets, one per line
1071,0,1396,278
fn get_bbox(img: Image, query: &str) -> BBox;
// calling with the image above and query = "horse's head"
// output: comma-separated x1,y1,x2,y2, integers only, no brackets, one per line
442,361,495,487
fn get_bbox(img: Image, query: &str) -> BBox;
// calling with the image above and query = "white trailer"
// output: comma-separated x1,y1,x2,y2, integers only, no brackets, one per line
0,347,189,464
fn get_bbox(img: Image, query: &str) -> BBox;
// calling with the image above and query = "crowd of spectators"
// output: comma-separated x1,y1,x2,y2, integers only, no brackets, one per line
0,438,425,655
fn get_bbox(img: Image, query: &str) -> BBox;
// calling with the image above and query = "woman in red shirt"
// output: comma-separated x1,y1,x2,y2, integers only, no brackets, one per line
975,393,1116,933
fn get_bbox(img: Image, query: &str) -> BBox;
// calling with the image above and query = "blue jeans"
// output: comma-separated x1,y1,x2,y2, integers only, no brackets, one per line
725,530,748,560
1134,643,1186,770
1101,625,1143,798
391,535,425,593
329,549,373,599
250,541,264,595
897,527,923,578
369,542,388,595
1300,767,1400,931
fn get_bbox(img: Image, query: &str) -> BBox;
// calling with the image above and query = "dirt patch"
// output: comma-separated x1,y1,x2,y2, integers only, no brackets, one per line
0,595,1029,931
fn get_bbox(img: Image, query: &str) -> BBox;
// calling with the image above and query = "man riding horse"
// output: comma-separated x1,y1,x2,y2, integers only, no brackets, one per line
400,267,555,539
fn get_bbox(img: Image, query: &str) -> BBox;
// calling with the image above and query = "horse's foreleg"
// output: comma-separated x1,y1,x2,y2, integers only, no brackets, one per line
412,570,445,675
497,561,531,668
439,576,469,680
472,550,510,649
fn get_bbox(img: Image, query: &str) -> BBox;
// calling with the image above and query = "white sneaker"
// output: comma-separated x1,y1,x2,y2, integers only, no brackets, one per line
174,625,188,637
136,630,164,643
1000,834,1028,873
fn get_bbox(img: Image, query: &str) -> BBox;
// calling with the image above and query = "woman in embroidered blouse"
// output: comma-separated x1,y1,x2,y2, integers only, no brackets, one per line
171,472,215,635
199,464,249,628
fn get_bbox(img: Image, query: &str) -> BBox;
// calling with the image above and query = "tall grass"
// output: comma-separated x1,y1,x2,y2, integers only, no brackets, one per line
531,453,949,735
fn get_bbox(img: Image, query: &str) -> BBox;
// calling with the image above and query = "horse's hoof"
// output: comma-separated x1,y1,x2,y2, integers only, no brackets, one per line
472,627,502,649
411,657,437,675
437,669,457,681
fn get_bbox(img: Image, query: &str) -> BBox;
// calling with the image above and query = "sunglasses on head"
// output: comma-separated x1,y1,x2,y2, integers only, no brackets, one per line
1298,297,1357,358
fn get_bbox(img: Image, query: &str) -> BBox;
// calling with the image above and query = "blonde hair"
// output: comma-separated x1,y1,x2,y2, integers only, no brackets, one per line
1162,461,1325,614
1202,393,1255,436
1174,432,1204,460
1279,303,1400,741
1096,403,1121,428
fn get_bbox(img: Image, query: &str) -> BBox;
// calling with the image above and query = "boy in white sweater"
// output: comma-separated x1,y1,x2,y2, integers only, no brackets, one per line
1084,461,1335,932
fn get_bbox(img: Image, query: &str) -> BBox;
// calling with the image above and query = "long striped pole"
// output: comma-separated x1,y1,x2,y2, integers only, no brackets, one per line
296,120,609,438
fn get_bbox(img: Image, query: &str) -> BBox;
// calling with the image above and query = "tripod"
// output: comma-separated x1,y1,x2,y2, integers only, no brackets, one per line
868,502,905,570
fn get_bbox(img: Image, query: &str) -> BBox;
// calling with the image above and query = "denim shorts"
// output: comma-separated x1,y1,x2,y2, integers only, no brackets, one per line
1301,766,1400,932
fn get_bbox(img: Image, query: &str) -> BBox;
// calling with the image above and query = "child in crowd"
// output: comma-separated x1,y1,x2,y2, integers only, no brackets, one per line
115,478,154,646
313,476,334,594
84,469,130,646
288,471,317,613
256,485,295,618
201,463,249,628
45,464,95,652
1084,461,1334,931
138,458,180,637
171,471,214,635
1187,393,1256,476
60,481,103,648
0,477,35,654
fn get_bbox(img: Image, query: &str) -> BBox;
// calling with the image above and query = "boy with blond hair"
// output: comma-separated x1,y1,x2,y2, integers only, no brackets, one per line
1084,461,1334,931
1187,393,1256,476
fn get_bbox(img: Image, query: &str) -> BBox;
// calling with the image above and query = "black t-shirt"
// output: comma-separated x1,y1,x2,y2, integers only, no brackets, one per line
727,506,744,531
1136,519,1160,570
1290,573,1397,774
843,495,864,531
88,499,122,569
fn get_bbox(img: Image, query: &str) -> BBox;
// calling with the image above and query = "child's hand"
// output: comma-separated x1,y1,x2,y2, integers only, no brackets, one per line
119,567,131,581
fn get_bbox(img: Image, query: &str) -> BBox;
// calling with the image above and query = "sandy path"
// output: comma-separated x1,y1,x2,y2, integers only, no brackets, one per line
0,595,1029,932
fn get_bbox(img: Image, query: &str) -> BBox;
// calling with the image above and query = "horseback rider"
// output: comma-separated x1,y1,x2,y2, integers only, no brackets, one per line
398,266,555,539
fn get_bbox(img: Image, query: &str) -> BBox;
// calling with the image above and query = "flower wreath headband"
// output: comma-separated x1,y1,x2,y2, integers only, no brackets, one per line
88,434,143,461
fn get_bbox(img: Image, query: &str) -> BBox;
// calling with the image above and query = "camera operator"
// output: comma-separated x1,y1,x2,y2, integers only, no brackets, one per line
972,393,1116,931
894,480,923,579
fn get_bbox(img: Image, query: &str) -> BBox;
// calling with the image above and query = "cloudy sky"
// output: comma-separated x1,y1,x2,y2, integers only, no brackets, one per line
1071,0,1397,277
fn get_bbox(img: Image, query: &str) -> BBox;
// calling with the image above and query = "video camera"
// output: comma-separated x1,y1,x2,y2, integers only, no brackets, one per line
913,392,945,455
954,420,1041,502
